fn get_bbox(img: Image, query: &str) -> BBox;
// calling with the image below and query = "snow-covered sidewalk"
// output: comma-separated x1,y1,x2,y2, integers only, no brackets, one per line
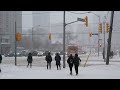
1,54,120,79
1,61,120,79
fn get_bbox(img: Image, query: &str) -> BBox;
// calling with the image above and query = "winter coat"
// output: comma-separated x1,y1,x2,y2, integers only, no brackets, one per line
45,55,52,63
0,54,2,64
67,56,74,67
73,56,81,66
55,55,61,65
27,55,33,63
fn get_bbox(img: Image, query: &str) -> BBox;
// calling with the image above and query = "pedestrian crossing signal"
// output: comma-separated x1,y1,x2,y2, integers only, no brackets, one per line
85,16,88,27
89,32,92,37
49,33,51,40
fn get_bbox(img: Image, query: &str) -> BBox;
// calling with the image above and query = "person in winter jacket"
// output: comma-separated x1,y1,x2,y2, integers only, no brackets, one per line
27,53,33,68
0,54,2,72
45,52,52,69
73,54,81,75
67,54,74,75
55,53,61,70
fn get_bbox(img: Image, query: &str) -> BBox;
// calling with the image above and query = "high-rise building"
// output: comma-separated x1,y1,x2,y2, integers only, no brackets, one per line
0,11,22,54
32,11,50,32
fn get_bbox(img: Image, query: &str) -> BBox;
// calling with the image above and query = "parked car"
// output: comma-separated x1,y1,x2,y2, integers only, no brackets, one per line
30,50,38,56
43,51,53,56
5,52,15,57
20,50,29,56
37,52,43,57
82,51,87,54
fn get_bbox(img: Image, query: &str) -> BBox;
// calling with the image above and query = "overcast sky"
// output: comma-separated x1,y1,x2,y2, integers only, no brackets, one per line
22,11,109,30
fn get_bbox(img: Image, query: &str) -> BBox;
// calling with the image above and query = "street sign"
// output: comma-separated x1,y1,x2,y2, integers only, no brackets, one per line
77,18,85,22
92,33,98,35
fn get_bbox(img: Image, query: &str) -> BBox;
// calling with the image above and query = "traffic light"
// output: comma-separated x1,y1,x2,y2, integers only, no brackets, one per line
16,32,22,41
106,22,109,33
99,23,102,33
49,33,51,40
85,16,88,27
89,32,92,37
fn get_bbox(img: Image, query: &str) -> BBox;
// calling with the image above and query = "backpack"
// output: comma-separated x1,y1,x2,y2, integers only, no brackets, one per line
69,58,73,64
0,55,2,63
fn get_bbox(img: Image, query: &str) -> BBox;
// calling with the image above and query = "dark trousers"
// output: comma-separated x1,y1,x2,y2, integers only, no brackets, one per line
0,64,1,72
27,62,32,68
74,65,79,75
57,64,61,70
69,64,73,74
47,62,51,69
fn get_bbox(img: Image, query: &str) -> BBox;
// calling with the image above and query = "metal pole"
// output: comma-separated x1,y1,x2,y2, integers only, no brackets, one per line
98,33,100,57
106,11,114,65
98,16,100,57
15,20,17,66
32,27,33,50
103,19,106,62
63,11,66,68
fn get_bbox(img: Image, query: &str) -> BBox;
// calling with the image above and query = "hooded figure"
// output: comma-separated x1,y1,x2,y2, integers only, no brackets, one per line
55,53,61,70
45,52,52,69
73,54,81,75
0,54,2,72
67,54,74,75
27,53,33,68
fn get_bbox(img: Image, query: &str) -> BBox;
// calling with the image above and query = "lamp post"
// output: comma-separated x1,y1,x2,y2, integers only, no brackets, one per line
103,16,106,62
106,11,114,65
63,11,85,68
15,11,17,66
88,11,101,57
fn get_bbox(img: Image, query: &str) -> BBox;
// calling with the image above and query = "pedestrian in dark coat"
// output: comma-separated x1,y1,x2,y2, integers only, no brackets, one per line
45,52,52,69
0,54,2,72
119,51,120,57
27,53,33,68
55,53,61,70
73,54,81,75
67,54,74,75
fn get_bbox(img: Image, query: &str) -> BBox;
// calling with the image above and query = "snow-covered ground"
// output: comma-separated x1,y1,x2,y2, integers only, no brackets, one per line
1,53,120,79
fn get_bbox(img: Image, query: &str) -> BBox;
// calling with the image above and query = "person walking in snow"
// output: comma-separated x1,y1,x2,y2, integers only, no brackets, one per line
0,54,2,72
67,54,74,75
73,54,81,75
119,51,120,57
45,52,52,69
27,53,33,68
55,53,61,70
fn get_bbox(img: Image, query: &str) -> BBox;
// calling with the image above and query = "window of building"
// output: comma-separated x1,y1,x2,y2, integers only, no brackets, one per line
5,39,9,43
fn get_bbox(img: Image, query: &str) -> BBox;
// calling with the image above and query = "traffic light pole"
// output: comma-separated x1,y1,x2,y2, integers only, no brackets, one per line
15,20,17,66
106,11,114,65
98,32,100,57
63,11,87,68
63,11,66,68
32,27,34,50
103,19,106,62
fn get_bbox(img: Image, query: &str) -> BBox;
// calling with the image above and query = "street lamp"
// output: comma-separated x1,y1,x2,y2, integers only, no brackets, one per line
63,11,85,68
88,11,101,57
32,25,40,50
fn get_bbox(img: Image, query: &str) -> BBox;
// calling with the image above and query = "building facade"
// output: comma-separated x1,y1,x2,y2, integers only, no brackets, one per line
32,11,50,32
0,11,22,54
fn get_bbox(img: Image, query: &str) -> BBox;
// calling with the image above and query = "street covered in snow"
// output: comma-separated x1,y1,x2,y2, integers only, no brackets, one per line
1,53,120,79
